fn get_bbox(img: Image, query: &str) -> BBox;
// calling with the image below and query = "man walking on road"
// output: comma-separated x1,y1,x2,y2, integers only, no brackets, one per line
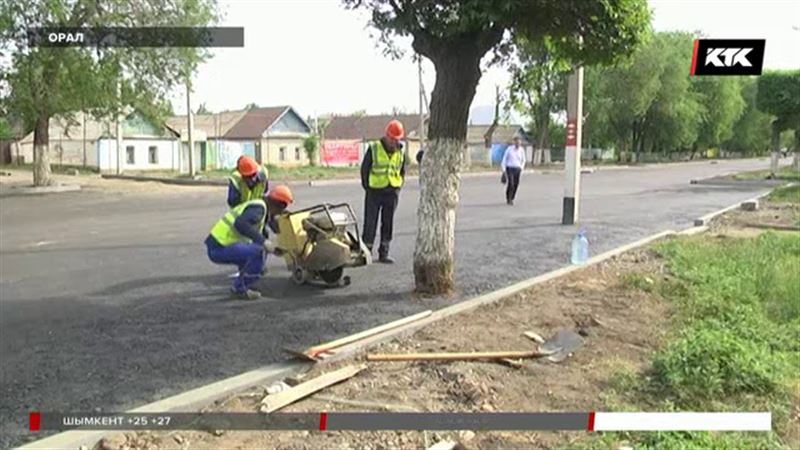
206,186,293,300
228,155,269,207
360,119,407,264
501,136,526,205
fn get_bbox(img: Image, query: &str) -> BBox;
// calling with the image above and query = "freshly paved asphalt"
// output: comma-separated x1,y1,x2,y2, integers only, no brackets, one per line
0,158,781,446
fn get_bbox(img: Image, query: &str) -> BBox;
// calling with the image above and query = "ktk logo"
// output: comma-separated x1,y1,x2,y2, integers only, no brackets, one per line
691,39,765,76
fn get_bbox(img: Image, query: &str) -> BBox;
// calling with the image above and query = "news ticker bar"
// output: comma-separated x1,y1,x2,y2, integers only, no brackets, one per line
27,27,244,47
29,412,771,432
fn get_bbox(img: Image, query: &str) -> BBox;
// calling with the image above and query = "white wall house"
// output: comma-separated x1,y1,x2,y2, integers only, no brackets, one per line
96,138,181,172
18,111,181,172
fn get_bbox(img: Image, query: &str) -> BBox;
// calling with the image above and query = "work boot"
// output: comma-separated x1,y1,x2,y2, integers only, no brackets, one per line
377,243,394,264
378,254,395,264
230,288,262,301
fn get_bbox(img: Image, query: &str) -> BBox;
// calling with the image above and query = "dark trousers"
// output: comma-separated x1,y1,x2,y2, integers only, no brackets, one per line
362,189,399,255
206,240,265,293
505,167,522,202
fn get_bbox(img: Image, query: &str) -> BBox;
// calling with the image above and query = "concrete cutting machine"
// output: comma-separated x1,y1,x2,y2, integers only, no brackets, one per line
275,203,371,286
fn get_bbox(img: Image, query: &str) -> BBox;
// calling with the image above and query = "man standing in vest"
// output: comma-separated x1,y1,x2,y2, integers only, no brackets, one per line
206,185,293,300
228,155,269,207
360,119,407,264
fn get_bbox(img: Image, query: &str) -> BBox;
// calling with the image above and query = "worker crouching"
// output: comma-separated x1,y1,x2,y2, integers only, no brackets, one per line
205,185,294,300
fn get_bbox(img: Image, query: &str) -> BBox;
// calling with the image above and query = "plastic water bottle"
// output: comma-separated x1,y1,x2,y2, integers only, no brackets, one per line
571,229,590,265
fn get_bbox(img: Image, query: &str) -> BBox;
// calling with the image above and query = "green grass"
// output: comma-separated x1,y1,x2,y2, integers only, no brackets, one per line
769,184,800,204
734,166,800,182
568,231,800,450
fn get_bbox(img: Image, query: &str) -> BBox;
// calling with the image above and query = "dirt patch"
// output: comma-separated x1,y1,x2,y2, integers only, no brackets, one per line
709,196,799,237
105,249,670,450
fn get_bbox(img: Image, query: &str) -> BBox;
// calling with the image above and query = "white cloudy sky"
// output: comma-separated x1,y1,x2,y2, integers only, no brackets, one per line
171,0,800,122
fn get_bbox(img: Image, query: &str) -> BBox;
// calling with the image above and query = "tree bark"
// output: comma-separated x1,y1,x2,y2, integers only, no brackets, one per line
769,121,780,177
33,114,54,186
413,46,483,295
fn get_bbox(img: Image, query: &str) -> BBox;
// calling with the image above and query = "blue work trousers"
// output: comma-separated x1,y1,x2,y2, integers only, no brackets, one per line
206,241,265,293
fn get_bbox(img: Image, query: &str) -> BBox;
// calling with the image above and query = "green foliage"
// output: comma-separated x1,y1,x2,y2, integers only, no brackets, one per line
0,118,12,139
692,76,747,149
302,134,320,166
567,232,800,450
652,323,786,401
724,77,774,155
769,184,800,204
756,70,800,129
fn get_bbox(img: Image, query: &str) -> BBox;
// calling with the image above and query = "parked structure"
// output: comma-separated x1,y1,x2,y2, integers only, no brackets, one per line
17,112,181,172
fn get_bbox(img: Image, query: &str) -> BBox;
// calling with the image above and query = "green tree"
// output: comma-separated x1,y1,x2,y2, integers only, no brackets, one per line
302,134,319,166
639,32,702,156
724,77,772,156
344,0,650,294
692,76,746,152
508,37,570,158
756,70,800,172
0,118,12,139
1,0,218,185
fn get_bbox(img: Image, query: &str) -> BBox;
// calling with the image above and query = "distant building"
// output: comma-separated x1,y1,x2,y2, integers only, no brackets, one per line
322,114,427,165
466,124,532,165
166,105,313,170
18,112,181,172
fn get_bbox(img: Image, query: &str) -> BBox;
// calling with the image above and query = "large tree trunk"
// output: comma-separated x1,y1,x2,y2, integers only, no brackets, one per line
33,115,54,186
792,129,799,172
413,49,483,295
769,121,780,177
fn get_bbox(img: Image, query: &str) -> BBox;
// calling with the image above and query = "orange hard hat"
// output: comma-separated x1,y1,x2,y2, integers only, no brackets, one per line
267,185,294,205
385,119,405,140
237,156,260,177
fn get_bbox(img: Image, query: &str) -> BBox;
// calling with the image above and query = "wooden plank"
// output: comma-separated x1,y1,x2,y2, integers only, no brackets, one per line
260,364,365,413
523,331,546,344
366,350,547,362
305,310,432,357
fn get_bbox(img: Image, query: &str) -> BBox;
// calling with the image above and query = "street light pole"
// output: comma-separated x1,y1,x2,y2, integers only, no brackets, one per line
562,66,584,225
186,79,195,177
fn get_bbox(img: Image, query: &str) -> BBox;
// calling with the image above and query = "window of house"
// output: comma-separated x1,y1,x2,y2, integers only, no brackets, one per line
295,147,301,160
279,147,286,161
126,146,135,164
148,146,158,164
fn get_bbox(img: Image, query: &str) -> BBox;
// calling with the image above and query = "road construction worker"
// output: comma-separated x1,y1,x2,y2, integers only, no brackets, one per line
206,185,294,300
228,155,269,207
360,119,407,264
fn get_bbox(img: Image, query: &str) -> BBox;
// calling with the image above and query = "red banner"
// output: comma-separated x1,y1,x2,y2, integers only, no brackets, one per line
322,140,361,165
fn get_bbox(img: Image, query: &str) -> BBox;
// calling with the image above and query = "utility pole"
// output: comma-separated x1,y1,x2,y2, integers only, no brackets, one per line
115,82,123,175
186,79,195,177
418,54,425,153
562,66,584,225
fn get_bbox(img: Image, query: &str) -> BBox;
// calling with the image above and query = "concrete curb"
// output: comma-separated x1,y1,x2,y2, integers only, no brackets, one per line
692,189,779,226
18,363,306,450
0,184,81,198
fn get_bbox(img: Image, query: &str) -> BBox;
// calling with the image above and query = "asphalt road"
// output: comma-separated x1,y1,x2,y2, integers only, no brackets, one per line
0,158,782,446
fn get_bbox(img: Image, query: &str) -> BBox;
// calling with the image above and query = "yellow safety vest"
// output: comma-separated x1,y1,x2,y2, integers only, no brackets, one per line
229,165,269,204
368,141,404,189
209,199,267,246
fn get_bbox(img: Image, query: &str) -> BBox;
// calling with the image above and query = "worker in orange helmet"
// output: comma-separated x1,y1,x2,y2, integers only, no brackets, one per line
360,119,407,264
206,185,293,300
228,155,269,207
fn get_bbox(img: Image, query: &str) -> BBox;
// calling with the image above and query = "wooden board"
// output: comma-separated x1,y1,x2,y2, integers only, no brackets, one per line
260,364,365,413
366,350,547,362
305,310,433,357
